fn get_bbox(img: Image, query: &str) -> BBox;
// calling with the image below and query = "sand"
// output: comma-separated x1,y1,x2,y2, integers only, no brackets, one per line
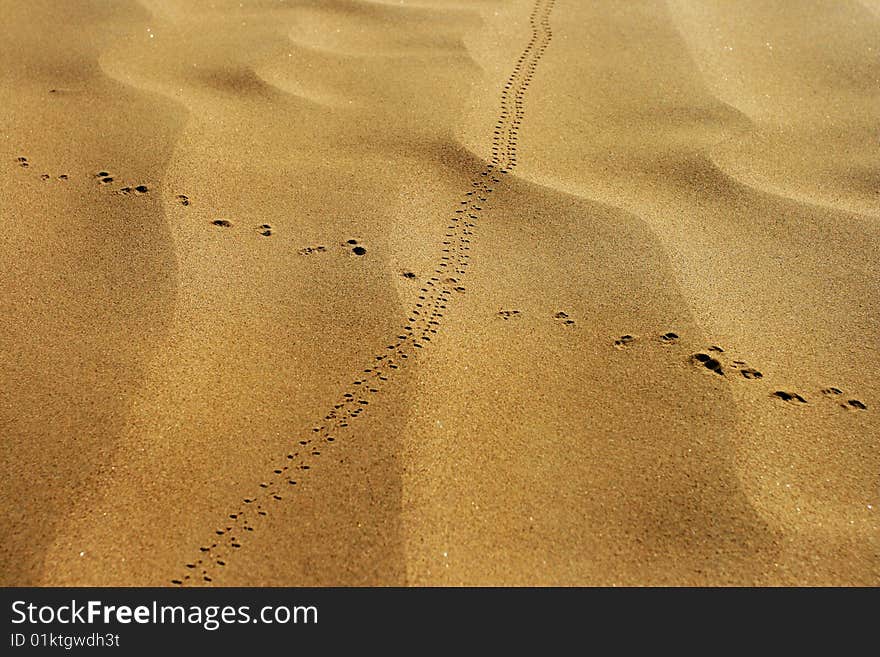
1,0,877,587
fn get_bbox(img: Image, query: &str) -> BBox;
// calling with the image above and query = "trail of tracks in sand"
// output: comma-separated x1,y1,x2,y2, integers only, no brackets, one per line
173,0,556,586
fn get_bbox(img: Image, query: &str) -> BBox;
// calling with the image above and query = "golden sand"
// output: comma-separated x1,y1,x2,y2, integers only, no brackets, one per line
1,0,877,586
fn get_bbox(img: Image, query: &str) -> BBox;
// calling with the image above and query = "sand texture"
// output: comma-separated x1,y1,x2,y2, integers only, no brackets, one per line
1,0,878,586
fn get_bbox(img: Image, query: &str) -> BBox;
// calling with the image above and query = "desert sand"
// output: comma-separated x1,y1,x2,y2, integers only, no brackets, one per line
1,0,877,587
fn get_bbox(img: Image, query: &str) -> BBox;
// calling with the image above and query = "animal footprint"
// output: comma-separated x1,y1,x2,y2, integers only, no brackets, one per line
177,194,190,206
772,390,808,404
212,219,232,228
298,245,326,255
553,311,575,326
16,156,29,168
497,309,521,320
821,387,867,411
346,239,367,256
401,270,417,280
730,360,763,380
95,171,113,184
120,184,148,195
691,352,724,376
659,331,679,344
257,224,272,237
614,334,635,349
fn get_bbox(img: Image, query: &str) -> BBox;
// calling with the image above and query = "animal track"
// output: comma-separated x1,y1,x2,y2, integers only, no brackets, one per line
14,156,69,181
212,219,232,228
690,350,763,380
497,309,521,320
821,387,867,410
173,0,557,586
345,239,367,256
177,194,190,206
772,390,808,404
553,311,575,326
257,224,272,237
615,331,869,414
692,352,724,375
90,169,154,196
730,361,763,380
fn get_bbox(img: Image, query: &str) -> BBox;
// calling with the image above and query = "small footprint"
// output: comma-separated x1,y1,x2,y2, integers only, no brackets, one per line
298,245,326,255
176,194,190,206
821,387,867,411
691,352,724,376
257,224,272,237
553,311,575,326
497,309,521,320
614,334,635,349
212,219,232,228
117,184,148,195
730,361,763,380
772,390,808,404
345,239,367,256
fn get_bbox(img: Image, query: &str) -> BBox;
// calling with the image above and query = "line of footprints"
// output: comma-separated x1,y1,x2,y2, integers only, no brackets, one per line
172,0,556,585
15,155,69,181
14,156,154,194
173,166,505,586
13,156,371,255
497,309,576,326
614,332,868,412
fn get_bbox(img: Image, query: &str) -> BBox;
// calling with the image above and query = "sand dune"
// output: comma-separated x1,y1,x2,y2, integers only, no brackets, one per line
1,0,876,587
